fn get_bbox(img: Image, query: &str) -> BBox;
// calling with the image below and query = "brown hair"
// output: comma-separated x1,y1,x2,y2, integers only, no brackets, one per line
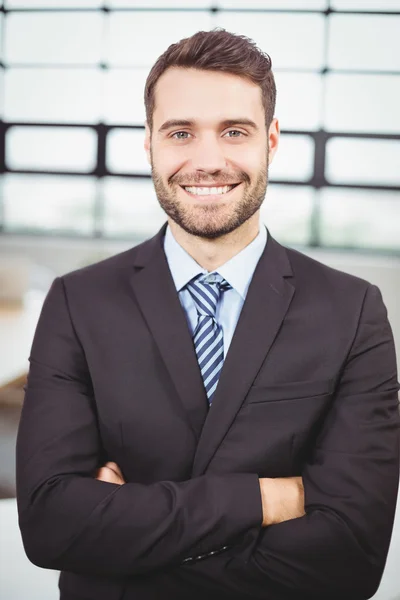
144,28,276,132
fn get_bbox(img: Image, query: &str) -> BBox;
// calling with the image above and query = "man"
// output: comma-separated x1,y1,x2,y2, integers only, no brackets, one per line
16,29,399,600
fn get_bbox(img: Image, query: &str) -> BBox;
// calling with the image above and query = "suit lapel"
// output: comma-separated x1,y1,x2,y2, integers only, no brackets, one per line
191,235,295,476
130,227,208,440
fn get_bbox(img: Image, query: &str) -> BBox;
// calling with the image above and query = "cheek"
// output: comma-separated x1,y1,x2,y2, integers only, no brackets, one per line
245,146,267,168
152,145,187,175
227,145,266,174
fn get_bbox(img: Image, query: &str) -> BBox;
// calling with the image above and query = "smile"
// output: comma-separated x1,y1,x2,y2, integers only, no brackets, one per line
181,184,240,197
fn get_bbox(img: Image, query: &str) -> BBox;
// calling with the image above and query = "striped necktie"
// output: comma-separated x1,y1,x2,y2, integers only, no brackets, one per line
186,273,232,404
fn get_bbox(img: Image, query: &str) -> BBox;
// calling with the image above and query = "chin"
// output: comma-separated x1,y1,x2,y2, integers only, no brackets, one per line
179,214,245,240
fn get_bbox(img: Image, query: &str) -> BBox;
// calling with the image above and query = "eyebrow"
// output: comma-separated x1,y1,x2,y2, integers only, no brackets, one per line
158,118,259,134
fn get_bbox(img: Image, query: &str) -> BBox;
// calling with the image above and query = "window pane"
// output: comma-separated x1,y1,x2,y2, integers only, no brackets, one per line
320,188,400,250
4,69,102,123
107,12,212,67
331,0,400,11
0,69,4,118
6,0,102,6
107,129,150,175
325,74,400,133
220,0,328,8
103,69,148,125
3,174,96,235
261,184,314,246
5,13,103,65
108,0,212,6
270,134,314,182
216,12,325,69
274,73,323,131
328,15,400,71
6,126,97,172
326,138,400,186
0,14,3,61
102,177,165,238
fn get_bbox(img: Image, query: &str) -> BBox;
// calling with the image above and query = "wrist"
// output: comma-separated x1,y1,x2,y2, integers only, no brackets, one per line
259,478,273,527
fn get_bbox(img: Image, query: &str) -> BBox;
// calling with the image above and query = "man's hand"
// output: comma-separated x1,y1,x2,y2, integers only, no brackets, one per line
259,477,305,527
96,461,126,485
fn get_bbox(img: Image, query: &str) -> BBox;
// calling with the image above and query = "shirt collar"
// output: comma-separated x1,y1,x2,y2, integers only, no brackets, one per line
164,223,267,300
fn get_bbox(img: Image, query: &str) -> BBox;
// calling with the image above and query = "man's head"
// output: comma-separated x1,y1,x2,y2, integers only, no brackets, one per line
144,29,279,240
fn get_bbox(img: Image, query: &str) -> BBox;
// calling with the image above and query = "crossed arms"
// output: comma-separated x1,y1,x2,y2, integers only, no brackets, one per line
97,462,305,527
16,277,400,598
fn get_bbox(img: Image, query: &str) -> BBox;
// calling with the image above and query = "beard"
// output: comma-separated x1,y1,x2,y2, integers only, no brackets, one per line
150,154,269,240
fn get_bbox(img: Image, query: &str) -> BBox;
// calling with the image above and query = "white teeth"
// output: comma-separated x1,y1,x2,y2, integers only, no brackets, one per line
183,185,235,196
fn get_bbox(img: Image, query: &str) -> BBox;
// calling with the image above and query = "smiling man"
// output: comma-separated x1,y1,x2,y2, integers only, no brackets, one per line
17,29,399,600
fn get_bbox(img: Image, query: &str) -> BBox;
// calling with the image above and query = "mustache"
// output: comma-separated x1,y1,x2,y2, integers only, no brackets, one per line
169,171,251,186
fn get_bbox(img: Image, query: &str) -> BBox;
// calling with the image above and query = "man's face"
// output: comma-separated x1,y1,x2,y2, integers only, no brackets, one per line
145,67,279,239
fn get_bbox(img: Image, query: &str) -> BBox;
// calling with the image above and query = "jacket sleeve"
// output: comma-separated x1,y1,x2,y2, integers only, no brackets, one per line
226,283,400,599
16,277,262,577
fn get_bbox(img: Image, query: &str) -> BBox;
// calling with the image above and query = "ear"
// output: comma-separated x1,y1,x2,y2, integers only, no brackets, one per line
267,118,280,165
144,122,151,165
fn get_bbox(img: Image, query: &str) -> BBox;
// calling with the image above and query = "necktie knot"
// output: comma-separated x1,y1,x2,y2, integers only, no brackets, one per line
186,273,231,318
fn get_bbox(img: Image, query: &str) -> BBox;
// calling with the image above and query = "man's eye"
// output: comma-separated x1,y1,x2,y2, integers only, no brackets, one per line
172,131,190,140
225,130,244,138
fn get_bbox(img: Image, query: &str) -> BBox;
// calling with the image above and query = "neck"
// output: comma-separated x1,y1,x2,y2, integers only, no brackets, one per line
168,213,261,272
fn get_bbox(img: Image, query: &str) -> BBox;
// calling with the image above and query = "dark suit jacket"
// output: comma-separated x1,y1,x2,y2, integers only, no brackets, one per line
16,226,400,600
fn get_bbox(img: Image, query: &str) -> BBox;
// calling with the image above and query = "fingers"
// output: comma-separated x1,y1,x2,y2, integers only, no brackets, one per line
95,462,125,485
104,461,124,478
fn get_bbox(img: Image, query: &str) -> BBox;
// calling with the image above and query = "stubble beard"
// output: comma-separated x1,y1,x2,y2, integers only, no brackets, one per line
151,155,269,240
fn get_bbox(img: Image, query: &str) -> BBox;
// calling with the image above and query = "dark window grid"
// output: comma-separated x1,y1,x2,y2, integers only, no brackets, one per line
1,5,400,16
0,3,399,250
1,121,399,187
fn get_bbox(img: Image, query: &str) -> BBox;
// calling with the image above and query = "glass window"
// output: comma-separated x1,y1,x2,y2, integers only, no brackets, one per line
4,69,102,123
320,188,400,250
102,177,166,238
5,12,104,65
2,174,96,235
274,72,323,131
331,0,400,11
0,13,3,61
324,74,400,134
6,126,97,172
261,184,314,246
107,0,212,6
220,0,328,8
107,11,212,67
328,15,400,72
6,0,102,6
107,128,150,175
216,12,325,70
269,134,314,182
0,69,4,119
103,69,149,125
326,138,400,186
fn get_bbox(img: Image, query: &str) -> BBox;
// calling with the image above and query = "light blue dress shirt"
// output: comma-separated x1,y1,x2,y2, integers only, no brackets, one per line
163,224,267,355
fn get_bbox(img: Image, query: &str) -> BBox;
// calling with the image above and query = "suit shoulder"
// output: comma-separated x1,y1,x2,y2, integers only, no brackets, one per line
285,245,372,294
60,236,153,285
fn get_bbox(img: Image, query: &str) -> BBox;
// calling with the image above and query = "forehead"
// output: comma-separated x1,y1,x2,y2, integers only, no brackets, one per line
152,67,264,127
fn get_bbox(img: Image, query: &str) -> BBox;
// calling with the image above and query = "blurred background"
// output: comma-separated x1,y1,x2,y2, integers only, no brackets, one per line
0,0,399,598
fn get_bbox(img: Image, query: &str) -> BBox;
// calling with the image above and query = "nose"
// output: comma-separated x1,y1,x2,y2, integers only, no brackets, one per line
190,134,227,174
